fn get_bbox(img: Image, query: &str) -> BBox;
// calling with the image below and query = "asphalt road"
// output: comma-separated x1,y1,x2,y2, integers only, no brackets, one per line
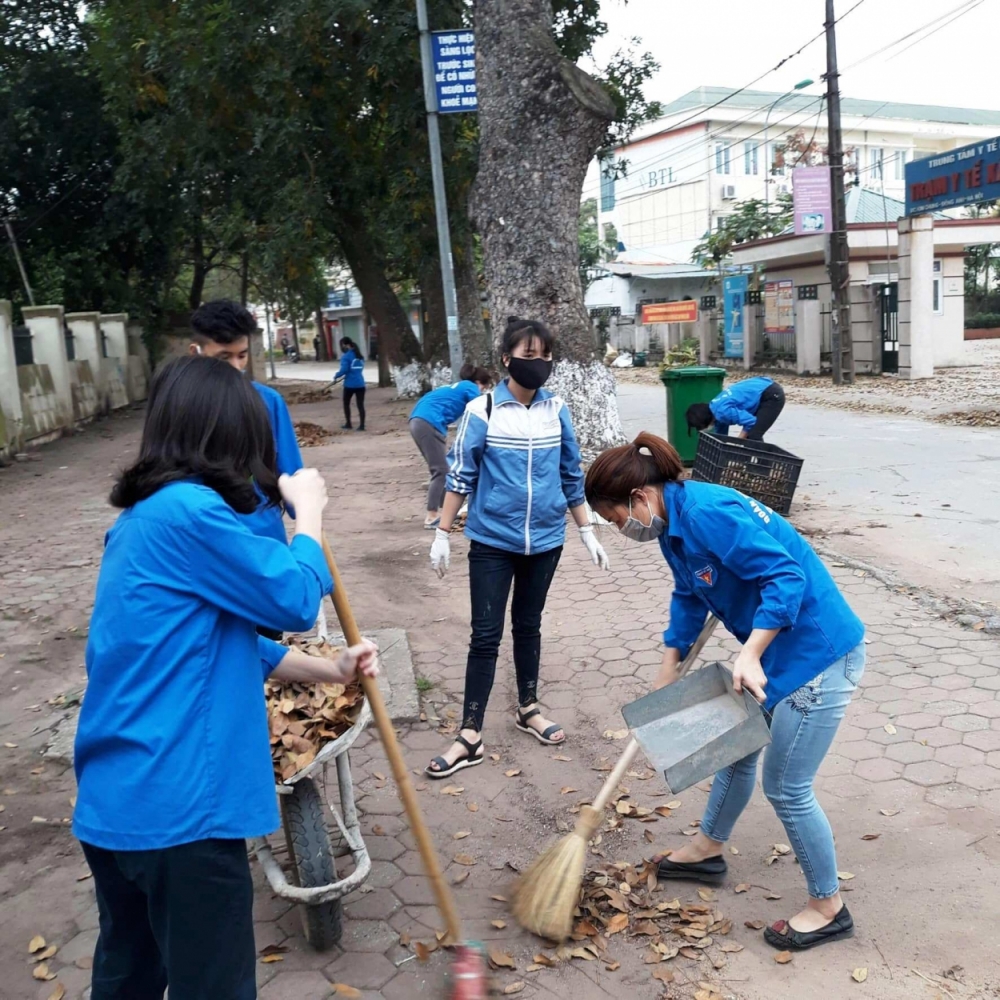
616,381,1000,607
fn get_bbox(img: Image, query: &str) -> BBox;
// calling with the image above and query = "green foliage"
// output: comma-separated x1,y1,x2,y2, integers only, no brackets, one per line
691,192,794,273
578,197,617,290
965,313,1000,330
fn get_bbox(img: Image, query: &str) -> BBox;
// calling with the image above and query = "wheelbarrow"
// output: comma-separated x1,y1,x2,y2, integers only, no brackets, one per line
250,605,373,952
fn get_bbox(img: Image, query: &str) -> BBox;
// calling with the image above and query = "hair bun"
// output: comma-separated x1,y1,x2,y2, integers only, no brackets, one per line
506,315,521,326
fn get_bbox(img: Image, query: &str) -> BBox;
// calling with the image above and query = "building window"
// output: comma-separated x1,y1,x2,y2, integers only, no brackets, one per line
893,149,908,181
933,259,943,314
600,161,616,212
869,146,884,181
715,141,731,175
744,141,759,176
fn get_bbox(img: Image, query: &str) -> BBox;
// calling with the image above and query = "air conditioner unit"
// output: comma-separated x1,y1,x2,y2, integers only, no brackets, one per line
721,184,737,201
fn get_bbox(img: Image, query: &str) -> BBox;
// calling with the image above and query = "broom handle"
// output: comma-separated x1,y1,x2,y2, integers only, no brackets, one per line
320,535,464,944
591,614,720,815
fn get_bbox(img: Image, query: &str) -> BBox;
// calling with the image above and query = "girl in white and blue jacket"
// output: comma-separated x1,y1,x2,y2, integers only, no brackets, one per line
424,318,610,779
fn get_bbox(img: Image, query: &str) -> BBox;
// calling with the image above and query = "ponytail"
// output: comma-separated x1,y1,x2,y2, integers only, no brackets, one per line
584,432,684,508
458,362,476,382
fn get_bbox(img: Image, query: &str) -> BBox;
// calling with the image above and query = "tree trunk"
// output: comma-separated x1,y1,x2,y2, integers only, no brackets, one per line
332,210,421,387
314,306,326,361
420,258,449,365
189,232,208,311
456,228,492,367
471,0,625,457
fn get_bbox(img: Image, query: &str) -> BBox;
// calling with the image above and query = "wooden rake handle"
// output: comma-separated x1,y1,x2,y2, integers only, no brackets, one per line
320,534,464,943
591,615,720,815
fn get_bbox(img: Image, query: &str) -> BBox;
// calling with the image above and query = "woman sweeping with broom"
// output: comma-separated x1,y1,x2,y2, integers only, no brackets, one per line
516,432,865,953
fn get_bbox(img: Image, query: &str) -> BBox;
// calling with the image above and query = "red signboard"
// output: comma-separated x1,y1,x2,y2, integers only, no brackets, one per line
640,301,699,325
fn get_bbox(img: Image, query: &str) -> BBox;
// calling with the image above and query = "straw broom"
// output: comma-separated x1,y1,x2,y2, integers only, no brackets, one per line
512,615,720,942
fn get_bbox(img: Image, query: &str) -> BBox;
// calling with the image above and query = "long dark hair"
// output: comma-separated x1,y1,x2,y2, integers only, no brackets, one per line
584,432,684,509
111,355,280,513
340,337,361,357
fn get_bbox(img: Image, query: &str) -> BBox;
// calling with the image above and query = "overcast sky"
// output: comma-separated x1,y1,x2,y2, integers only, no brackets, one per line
591,0,999,114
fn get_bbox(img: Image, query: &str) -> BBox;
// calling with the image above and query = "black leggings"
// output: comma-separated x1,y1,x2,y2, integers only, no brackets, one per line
462,541,562,732
343,386,366,428
747,383,785,440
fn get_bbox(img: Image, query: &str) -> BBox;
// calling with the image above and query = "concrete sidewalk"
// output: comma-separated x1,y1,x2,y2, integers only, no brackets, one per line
0,389,997,1000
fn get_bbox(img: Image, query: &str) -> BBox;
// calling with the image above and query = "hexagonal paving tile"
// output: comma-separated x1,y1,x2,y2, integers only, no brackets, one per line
895,713,943,731
933,744,986,768
965,730,1000,753
853,758,903,782
914,727,963,748
903,760,956,786
969,701,1000,719
943,714,989,733
259,971,336,1000
955,764,1000,791
324,950,398,989
838,740,884,762
344,888,401,921
926,784,983,810
885,741,935,764
336,918,400,953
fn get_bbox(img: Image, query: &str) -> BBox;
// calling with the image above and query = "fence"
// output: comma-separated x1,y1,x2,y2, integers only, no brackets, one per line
751,305,795,362
13,325,32,365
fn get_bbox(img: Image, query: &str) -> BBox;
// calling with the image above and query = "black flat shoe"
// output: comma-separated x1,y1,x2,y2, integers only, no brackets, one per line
656,854,728,885
763,905,855,951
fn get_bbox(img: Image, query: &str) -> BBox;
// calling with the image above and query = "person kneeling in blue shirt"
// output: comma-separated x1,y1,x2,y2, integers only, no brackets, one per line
74,355,379,1000
586,431,865,955
409,363,492,529
686,376,785,440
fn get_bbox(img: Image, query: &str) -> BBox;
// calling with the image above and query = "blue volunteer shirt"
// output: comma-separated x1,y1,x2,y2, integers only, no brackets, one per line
410,380,482,435
244,380,304,543
659,480,864,711
710,376,774,435
335,349,367,389
73,481,333,851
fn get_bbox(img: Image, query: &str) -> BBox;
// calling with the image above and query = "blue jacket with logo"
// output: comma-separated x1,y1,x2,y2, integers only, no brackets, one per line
446,379,585,555
710,376,774,435
335,349,366,389
243,380,304,543
659,480,864,710
410,380,482,435
74,481,332,850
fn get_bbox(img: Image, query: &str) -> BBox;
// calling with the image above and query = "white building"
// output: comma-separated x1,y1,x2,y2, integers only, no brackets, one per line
588,85,1000,268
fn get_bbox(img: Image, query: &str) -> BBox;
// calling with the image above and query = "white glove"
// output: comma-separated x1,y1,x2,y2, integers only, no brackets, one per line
579,524,610,571
430,528,451,578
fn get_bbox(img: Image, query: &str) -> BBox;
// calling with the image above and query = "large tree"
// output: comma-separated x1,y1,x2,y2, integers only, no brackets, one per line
472,0,625,454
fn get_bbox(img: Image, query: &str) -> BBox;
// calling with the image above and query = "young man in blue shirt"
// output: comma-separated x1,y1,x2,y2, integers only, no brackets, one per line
189,300,305,639
686,376,785,440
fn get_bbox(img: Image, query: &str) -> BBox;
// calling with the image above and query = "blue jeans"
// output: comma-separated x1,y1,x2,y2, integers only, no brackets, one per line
700,642,866,899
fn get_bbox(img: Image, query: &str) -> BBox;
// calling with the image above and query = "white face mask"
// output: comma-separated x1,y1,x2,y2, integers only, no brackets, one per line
619,494,666,543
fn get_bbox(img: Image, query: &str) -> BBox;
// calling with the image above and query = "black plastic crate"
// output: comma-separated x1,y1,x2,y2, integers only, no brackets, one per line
691,432,804,516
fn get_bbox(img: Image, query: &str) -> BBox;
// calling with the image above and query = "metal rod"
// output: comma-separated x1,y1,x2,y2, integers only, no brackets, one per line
825,0,854,385
416,0,463,374
4,219,35,306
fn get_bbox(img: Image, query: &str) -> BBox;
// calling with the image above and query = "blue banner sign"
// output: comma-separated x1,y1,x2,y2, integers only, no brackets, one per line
905,135,1000,215
432,30,477,114
723,275,747,358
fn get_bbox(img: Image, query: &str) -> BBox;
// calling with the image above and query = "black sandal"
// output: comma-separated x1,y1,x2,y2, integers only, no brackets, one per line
656,854,728,885
515,707,564,746
424,734,484,780
763,905,855,951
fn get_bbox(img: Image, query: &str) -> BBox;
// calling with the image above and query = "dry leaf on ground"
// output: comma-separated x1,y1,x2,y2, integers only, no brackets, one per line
440,785,464,796
413,941,437,962
698,889,716,902
861,833,880,841
454,853,476,866
880,808,900,816
332,986,363,998
560,786,578,795
46,985,66,1000
34,945,57,962
488,948,516,970
652,966,675,984
665,800,682,809
552,754,572,761
838,871,856,881
606,913,628,936
745,919,765,930
33,964,56,981
720,942,744,953
883,723,897,735
452,871,470,885
492,920,507,929
503,983,525,995
734,883,751,894
774,951,793,964
772,843,791,855
294,421,332,447
453,830,471,840
28,935,45,954
504,769,521,777
259,954,284,964
852,967,868,983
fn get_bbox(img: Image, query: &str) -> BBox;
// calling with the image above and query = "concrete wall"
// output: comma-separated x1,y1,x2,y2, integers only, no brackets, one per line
69,361,99,423
126,356,148,402
17,364,63,443
66,312,107,414
934,255,966,368
22,305,72,429
0,300,24,458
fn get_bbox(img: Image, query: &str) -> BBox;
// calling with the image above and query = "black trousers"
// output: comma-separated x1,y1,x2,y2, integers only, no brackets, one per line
462,540,562,731
81,839,256,1000
746,382,785,440
343,386,366,427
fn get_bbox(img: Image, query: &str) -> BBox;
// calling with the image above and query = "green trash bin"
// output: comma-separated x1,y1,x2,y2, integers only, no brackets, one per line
660,365,726,465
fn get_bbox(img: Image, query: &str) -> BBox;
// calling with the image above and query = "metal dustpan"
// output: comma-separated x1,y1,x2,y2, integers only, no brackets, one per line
622,662,771,794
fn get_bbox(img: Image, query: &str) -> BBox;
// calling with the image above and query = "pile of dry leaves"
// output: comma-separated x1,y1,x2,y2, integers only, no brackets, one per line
265,639,364,782
294,421,333,447
574,860,742,999
285,386,332,405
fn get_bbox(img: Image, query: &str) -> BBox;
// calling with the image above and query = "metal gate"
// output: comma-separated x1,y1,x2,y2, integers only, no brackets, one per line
13,325,32,366
878,283,898,374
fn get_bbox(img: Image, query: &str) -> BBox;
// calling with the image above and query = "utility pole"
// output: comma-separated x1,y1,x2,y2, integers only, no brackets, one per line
416,0,464,375
4,219,35,307
825,0,854,384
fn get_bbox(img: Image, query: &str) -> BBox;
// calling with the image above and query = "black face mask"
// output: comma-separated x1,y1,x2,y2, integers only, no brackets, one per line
507,356,552,391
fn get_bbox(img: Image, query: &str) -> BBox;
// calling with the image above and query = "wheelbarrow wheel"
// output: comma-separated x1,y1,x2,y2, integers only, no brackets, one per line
281,777,343,951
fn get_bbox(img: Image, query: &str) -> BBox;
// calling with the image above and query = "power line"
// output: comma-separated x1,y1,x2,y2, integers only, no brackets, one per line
885,0,985,62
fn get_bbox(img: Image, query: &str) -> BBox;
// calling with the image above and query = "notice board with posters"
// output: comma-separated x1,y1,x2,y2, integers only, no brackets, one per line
905,135,1000,215
792,166,832,235
432,31,477,113
723,275,747,358
764,280,794,333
